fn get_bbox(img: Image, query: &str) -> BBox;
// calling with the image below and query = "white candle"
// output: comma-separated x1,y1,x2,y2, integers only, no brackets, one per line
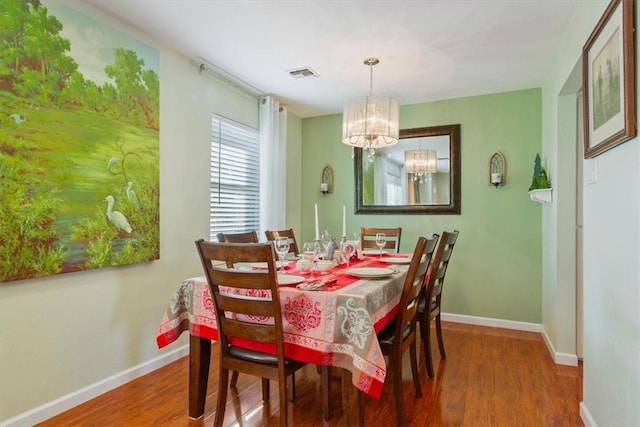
314,203,319,240
342,205,346,237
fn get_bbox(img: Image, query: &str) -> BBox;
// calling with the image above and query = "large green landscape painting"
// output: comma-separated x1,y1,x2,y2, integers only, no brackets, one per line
0,0,160,282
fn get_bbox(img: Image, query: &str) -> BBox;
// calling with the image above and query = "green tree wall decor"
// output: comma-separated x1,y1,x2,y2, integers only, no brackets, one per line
528,153,551,191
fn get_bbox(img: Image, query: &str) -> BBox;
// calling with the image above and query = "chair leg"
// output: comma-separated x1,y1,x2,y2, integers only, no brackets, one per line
230,371,239,387
410,339,422,398
262,378,270,401
435,313,446,359
214,368,229,427
423,318,435,378
321,366,331,420
278,376,288,427
286,372,296,402
391,354,407,427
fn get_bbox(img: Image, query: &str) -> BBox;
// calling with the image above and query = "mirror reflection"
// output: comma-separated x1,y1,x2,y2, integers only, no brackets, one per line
361,134,450,206
354,124,461,214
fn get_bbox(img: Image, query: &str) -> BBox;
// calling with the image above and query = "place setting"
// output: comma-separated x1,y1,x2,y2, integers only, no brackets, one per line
345,266,396,279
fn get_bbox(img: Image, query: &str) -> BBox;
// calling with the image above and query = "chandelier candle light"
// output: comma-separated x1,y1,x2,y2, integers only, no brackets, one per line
342,58,400,162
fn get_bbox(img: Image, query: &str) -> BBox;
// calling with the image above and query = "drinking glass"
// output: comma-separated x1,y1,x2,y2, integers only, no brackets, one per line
340,240,356,268
302,241,320,278
274,237,290,274
375,233,386,258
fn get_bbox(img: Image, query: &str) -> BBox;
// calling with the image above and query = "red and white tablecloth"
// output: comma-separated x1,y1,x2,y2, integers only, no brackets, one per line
156,256,410,399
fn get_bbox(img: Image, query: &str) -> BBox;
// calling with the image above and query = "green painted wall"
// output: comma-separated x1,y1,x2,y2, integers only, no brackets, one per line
300,88,543,322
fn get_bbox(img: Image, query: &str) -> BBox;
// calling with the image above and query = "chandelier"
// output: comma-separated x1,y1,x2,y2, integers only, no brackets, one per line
404,149,437,183
342,58,399,162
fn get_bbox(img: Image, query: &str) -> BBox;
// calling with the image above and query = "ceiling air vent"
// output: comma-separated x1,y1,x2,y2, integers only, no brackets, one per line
287,67,319,79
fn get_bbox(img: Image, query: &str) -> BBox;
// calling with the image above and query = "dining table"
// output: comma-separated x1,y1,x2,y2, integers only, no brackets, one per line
156,252,412,426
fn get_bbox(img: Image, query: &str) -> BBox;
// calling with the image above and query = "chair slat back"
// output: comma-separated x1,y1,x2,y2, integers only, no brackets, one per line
360,227,402,253
195,240,283,350
216,230,259,243
426,230,459,304
395,234,439,335
265,228,300,255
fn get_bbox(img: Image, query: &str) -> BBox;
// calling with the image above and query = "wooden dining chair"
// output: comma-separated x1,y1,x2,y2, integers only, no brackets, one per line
195,240,305,427
216,230,259,243
361,226,402,253
215,230,259,387
418,230,459,378
265,228,300,256
377,234,439,426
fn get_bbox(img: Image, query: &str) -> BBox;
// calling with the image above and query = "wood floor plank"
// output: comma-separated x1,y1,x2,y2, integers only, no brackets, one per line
37,322,583,426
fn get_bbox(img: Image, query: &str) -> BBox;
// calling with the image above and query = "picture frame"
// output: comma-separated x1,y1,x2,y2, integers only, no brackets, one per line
583,0,636,158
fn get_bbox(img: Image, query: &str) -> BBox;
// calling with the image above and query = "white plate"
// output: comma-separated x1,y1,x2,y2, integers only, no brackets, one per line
383,257,412,265
363,249,383,255
346,267,395,279
277,275,305,286
250,260,289,269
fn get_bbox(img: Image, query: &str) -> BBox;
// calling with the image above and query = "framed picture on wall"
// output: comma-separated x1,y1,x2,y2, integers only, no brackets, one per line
0,2,160,283
582,0,636,158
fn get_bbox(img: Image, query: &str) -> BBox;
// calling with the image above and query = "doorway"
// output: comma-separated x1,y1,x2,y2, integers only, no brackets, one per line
558,57,584,360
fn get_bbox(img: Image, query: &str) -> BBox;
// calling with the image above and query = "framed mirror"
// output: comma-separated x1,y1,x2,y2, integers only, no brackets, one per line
354,124,461,214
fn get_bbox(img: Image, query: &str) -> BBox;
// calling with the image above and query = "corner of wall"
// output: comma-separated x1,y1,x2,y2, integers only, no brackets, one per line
541,325,579,366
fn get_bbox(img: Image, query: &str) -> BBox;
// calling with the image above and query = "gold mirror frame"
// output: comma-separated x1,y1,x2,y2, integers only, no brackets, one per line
354,124,461,214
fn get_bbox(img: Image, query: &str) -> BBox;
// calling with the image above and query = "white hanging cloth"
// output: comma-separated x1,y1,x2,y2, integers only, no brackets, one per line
259,96,287,236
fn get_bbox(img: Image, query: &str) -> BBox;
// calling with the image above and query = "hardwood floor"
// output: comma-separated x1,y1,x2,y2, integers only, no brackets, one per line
37,322,583,426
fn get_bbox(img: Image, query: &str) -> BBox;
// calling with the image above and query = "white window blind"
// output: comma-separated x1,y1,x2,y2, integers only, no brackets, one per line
210,115,260,241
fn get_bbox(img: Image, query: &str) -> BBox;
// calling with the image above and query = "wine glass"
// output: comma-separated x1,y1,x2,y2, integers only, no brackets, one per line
340,239,356,268
274,237,290,274
375,233,386,258
302,241,320,278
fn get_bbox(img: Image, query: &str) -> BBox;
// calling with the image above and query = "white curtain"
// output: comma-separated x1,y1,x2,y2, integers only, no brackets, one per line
400,167,408,204
259,96,287,237
374,155,387,205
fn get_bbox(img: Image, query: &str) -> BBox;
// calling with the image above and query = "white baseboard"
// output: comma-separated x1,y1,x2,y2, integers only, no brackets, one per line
0,345,189,427
541,327,579,366
442,312,578,366
580,401,597,427
442,312,543,333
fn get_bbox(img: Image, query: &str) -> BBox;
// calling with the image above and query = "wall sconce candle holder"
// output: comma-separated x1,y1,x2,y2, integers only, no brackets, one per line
321,164,334,195
489,151,506,188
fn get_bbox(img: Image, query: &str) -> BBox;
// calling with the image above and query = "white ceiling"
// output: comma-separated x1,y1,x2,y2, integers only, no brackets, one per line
84,0,578,118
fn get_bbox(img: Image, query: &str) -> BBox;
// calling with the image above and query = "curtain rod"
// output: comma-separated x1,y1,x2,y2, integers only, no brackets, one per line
196,60,264,97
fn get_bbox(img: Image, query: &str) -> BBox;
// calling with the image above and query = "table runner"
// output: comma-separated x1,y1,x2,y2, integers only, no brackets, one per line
156,256,410,399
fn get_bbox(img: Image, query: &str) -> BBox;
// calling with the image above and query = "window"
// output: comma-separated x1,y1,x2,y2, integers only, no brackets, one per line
210,115,260,240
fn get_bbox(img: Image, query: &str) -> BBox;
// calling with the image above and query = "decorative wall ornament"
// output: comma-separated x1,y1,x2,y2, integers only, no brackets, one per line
488,151,506,188
321,164,334,194
0,2,160,282
528,154,553,204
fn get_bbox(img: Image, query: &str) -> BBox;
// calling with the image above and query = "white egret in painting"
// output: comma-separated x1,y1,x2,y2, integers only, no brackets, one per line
9,113,27,124
107,157,118,171
105,195,132,233
126,181,140,210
